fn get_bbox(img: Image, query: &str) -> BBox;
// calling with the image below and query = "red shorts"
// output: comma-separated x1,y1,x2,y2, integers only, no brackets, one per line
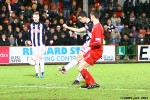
84,50,102,65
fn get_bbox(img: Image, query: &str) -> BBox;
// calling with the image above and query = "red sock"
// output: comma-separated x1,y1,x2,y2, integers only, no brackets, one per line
80,69,96,85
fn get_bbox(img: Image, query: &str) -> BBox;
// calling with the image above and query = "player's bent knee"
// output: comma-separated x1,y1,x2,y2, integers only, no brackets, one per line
78,67,82,72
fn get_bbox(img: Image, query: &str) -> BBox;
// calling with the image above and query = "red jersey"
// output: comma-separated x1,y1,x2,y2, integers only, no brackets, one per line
84,23,104,65
90,23,104,51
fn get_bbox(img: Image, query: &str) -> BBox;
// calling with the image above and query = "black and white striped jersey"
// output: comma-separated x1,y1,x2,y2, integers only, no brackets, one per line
84,21,93,41
29,22,45,47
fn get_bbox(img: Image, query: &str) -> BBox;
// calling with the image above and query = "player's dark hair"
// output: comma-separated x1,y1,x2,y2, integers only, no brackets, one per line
90,8,100,19
77,11,87,17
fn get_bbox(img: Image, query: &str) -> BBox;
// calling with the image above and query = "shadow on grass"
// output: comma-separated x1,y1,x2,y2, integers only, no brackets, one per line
23,74,35,78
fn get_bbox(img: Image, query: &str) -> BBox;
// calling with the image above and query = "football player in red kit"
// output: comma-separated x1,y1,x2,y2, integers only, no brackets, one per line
78,8,104,89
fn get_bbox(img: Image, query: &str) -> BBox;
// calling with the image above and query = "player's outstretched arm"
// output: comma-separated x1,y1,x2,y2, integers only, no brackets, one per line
63,24,86,33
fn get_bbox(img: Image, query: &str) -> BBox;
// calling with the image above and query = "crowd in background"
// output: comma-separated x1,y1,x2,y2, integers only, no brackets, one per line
0,0,150,47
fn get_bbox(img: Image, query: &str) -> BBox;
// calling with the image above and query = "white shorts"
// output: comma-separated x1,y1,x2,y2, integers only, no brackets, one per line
32,45,45,57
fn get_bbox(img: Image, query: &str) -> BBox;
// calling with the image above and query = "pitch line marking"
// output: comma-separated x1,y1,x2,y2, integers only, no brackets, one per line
0,85,68,89
0,84,149,92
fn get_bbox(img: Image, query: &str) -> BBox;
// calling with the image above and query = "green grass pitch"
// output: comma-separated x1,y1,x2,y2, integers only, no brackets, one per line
0,63,150,100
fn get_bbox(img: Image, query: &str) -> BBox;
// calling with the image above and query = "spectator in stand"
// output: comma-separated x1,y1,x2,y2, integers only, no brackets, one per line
18,14,26,30
76,6,82,17
70,0,77,14
24,5,34,22
50,34,59,45
111,13,121,26
59,32,68,45
110,27,121,45
55,25,62,39
44,19,51,36
106,19,116,33
130,26,138,39
6,24,14,37
58,18,65,27
40,11,47,23
56,12,66,23
8,34,16,46
31,3,38,13
42,4,51,18
107,0,118,11
133,0,143,16
115,5,123,18
67,19,74,27
0,33,10,46
116,23,124,33
4,0,12,15
11,0,22,11
45,35,50,46
103,25,111,45
49,27,56,40
97,4,104,20
49,5,59,21
120,12,128,25
37,0,44,12
16,5,25,17
50,18,58,28
75,7,83,28
101,12,110,25
52,0,59,11
138,28,147,36
62,26,70,39
128,32,137,45
9,11,17,24
128,11,138,28
11,17,20,30
70,12,77,24
0,25,6,37
62,0,72,20
13,26,21,39
68,32,78,45
0,5,8,17
123,0,133,16
137,33,146,44
16,32,26,46
22,25,29,41
106,5,114,18
138,12,149,29
0,5,9,24
120,24,130,38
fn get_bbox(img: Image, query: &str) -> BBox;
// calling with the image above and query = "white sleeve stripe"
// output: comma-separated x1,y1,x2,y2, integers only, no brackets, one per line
95,38,101,41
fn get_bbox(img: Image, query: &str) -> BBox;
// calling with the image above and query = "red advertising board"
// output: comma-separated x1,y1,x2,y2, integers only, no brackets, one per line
0,46,9,64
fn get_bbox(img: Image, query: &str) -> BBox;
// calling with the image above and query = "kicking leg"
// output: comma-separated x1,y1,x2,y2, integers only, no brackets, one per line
58,51,84,74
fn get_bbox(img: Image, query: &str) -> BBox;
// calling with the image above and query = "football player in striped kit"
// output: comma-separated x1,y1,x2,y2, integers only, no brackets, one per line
28,12,46,78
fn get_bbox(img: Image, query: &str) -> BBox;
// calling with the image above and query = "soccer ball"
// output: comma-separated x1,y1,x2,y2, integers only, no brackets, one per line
28,56,36,65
